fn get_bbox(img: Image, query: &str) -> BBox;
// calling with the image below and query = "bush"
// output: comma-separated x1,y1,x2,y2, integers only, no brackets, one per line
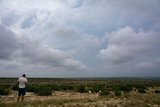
135,85,146,93
27,84,40,93
137,88,146,93
50,84,68,91
37,87,52,96
66,85,75,90
99,90,109,96
119,84,133,93
0,85,11,95
76,85,86,93
114,90,122,96
155,90,160,93
91,84,105,93
11,85,18,91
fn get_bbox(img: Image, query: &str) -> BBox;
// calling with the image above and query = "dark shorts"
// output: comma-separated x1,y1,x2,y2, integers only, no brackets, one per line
18,88,26,96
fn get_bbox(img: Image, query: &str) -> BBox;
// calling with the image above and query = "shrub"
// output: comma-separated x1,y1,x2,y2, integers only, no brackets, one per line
138,88,146,93
76,85,86,93
51,84,69,91
135,86,146,93
114,90,122,96
0,85,11,95
91,84,105,93
155,90,160,93
37,87,52,96
27,84,40,93
119,84,133,93
11,85,18,91
99,90,109,96
66,85,75,90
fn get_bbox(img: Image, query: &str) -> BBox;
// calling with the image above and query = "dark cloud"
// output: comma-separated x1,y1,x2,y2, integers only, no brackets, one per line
0,0,160,77
55,26,77,40
0,25,20,59
0,25,89,75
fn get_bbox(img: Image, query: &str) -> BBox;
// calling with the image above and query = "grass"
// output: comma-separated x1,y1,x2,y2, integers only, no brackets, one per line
0,93,160,107
0,98,98,107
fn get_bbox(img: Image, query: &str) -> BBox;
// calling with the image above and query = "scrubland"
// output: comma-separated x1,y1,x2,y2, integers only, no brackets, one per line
0,77,160,107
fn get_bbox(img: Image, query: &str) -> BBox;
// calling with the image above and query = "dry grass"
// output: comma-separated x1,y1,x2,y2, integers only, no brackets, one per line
1,90,160,107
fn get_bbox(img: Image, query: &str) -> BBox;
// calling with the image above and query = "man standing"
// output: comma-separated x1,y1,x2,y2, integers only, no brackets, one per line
17,74,27,102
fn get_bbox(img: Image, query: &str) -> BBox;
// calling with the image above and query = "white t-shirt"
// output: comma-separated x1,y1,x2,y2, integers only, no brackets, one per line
18,77,27,88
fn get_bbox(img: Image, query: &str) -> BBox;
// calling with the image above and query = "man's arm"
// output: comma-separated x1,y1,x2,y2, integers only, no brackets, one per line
25,82,27,86
25,79,27,87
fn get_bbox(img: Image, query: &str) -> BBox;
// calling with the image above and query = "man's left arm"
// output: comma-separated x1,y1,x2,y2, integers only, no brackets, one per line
25,79,27,87
17,79,19,86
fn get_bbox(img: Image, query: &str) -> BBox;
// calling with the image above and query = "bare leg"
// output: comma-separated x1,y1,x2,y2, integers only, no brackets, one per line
17,96,20,103
21,96,24,102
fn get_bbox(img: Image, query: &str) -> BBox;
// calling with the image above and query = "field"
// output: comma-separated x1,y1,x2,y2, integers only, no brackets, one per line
0,77,160,107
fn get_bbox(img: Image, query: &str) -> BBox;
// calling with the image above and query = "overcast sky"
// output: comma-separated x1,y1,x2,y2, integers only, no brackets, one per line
0,0,160,77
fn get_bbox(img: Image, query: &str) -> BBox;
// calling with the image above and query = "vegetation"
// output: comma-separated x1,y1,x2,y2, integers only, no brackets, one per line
0,77,160,106
155,90,160,93
0,84,11,95
0,77,160,96
37,87,52,96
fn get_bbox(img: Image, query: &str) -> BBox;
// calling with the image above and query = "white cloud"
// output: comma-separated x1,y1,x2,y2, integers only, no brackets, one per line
63,58,89,71
99,26,160,64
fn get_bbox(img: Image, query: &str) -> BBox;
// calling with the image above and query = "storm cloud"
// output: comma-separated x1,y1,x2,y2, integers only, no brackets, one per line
0,25,20,59
0,0,160,77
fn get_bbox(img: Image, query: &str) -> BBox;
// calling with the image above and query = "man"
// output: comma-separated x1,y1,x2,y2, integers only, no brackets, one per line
17,74,27,102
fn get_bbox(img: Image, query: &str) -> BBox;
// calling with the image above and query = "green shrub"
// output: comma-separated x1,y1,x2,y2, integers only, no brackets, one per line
0,85,11,95
51,84,68,91
155,90,160,93
114,90,122,96
91,84,105,93
76,85,86,93
37,87,52,96
99,90,109,96
11,85,18,91
119,84,132,93
135,85,146,93
27,84,40,93
66,85,75,90
138,88,146,93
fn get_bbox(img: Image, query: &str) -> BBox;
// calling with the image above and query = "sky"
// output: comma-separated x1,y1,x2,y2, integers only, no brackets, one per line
0,0,160,77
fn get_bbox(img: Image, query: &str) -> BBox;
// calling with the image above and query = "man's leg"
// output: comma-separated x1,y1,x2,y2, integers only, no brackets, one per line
21,96,24,102
21,88,26,102
17,95,20,102
17,88,21,103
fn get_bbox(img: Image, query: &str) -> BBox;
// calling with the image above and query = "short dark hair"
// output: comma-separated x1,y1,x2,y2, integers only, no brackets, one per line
22,74,26,77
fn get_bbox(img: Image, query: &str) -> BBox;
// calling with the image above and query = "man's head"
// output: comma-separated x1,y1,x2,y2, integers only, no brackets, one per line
22,74,26,78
